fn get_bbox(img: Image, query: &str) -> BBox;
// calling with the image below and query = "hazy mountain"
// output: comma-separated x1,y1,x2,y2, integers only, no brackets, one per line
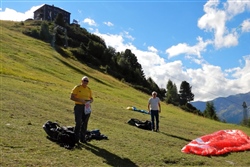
191,92,250,124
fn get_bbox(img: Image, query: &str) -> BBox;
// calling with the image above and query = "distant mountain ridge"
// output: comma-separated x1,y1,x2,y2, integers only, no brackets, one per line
191,92,250,124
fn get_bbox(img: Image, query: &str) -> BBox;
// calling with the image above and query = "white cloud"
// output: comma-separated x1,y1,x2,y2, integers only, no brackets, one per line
166,43,191,58
133,49,165,67
104,21,114,26
198,0,222,31
198,0,236,48
181,60,249,101
185,55,207,65
226,55,250,94
231,55,250,78
122,31,135,41
0,5,43,21
83,18,97,26
94,29,134,52
165,36,211,59
241,19,250,32
148,46,158,53
187,64,230,100
216,32,238,48
224,0,250,19
197,0,250,49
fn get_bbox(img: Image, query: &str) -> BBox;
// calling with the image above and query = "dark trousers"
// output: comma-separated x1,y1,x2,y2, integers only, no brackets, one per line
74,104,90,142
150,110,159,130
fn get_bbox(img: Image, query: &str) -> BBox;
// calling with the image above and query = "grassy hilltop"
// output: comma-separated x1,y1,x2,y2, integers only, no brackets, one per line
1,20,250,167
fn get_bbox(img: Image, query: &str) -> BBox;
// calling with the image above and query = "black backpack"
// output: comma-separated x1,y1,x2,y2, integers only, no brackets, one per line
43,121,76,148
127,118,152,130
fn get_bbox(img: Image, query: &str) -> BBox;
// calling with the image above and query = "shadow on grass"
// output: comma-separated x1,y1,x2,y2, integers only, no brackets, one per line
160,132,192,142
52,55,113,88
46,137,75,150
79,142,139,167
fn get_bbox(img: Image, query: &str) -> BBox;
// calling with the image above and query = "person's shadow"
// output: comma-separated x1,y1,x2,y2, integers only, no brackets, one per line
79,143,139,167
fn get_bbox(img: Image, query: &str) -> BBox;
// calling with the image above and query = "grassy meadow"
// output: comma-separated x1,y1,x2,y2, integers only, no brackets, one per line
1,20,250,167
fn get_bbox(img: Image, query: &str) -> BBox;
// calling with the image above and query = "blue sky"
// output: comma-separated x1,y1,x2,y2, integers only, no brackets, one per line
1,0,250,101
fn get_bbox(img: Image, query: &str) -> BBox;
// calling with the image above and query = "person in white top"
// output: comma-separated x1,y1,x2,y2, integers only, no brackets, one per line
148,91,161,132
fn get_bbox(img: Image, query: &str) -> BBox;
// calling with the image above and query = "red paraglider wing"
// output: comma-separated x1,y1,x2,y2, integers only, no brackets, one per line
181,130,250,156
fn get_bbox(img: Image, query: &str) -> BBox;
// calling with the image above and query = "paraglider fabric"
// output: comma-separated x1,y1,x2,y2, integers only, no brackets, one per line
181,130,250,156
126,106,149,114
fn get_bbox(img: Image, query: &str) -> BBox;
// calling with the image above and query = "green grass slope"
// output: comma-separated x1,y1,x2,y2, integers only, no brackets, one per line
1,21,250,167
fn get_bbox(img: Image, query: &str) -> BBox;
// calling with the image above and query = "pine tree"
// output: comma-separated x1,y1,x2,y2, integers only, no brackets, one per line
172,84,179,105
166,80,173,104
204,101,219,121
166,80,179,105
179,81,194,105
40,22,51,42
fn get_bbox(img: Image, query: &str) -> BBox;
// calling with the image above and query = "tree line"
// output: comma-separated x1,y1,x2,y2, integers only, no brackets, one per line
166,79,220,121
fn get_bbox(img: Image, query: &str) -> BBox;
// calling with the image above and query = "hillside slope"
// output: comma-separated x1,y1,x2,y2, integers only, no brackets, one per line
1,20,250,167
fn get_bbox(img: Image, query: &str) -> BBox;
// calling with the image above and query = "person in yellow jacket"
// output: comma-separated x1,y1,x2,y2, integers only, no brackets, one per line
70,76,93,144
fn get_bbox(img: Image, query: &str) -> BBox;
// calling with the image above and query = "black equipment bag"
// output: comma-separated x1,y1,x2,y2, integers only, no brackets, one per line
127,118,152,130
43,121,76,148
